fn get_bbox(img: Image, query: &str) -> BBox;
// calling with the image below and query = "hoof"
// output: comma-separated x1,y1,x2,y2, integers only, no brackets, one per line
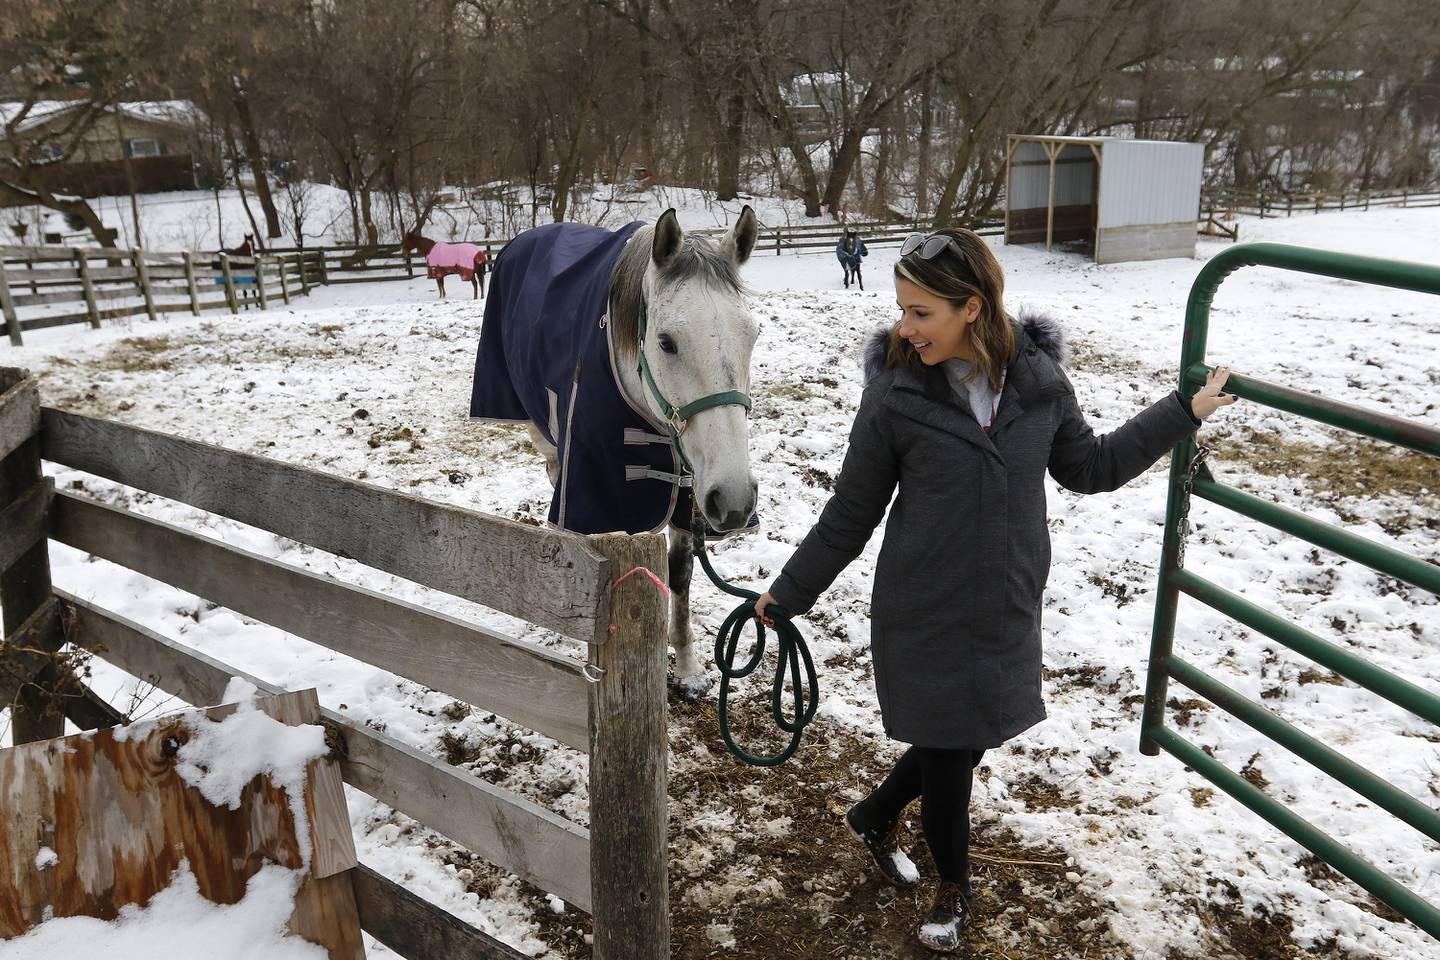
672,673,714,700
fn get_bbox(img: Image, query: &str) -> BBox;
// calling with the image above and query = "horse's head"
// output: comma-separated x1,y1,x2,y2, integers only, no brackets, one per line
400,232,420,254
614,206,761,532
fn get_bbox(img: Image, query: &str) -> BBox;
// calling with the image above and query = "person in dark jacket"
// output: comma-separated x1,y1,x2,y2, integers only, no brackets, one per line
836,229,868,289
754,228,1235,953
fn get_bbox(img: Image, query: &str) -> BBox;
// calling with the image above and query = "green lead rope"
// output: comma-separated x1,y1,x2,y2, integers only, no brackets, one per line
689,514,819,767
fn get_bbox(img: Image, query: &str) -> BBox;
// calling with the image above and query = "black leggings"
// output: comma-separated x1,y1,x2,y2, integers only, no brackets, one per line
852,746,984,886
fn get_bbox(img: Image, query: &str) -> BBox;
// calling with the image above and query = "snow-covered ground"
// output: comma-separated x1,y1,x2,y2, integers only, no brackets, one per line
2,205,1437,958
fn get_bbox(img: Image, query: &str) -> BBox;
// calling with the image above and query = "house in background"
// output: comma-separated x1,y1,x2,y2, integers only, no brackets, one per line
0,100,203,204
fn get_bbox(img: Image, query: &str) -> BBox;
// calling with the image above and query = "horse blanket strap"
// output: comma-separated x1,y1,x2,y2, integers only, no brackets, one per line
469,220,695,533
623,428,673,446
626,465,694,486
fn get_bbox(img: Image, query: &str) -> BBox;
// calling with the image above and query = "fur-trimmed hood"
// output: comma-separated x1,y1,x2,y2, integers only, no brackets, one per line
862,309,1069,386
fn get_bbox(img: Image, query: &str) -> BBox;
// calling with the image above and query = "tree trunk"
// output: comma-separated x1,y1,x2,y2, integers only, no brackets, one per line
114,112,143,247
551,95,595,223
0,179,112,247
358,175,380,247
233,89,283,239
873,108,892,214
931,133,977,228
916,81,933,217
225,126,264,249
715,90,746,201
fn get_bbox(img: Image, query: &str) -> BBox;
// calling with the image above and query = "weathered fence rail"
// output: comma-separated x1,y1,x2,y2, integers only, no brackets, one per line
1202,186,1440,220
0,245,315,346
0,365,671,960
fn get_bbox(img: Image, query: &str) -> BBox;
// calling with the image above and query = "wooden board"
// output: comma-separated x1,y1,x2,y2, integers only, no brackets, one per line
0,688,362,957
0,479,51,573
0,372,38,463
41,408,611,643
52,491,591,749
585,532,671,960
352,864,531,960
62,592,596,911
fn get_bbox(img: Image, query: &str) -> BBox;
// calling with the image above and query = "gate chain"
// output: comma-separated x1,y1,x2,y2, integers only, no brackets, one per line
1175,442,1211,568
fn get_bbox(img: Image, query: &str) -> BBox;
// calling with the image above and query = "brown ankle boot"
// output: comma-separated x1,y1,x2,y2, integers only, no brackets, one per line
844,802,920,887
915,879,970,953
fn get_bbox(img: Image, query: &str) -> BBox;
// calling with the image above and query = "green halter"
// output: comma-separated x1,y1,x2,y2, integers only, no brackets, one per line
635,296,752,470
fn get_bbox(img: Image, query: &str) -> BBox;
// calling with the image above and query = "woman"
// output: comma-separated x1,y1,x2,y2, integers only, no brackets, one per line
754,229,1235,953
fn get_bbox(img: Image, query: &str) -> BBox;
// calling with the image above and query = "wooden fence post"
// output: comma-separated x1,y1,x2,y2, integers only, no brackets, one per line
255,255,270,310
0,366,63,744
276,256,291,304
74,249,100,329
25,259,38,295
0,260,20,347
133,248,157,323
1402,191,1409,208
298,253,312,295
775,227,782,255
219,253,238,315
586,531,670,960
183,251,201,315
318,250,330,285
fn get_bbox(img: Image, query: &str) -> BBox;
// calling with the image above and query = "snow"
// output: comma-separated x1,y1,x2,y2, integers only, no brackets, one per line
2,202,1437,957
0,862,325,960
172,680,329,866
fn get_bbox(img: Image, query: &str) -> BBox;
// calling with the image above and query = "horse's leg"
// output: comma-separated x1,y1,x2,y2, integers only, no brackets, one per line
857,265,864,291
525,423,560,487
668,525,711,698
436,276,446,299
471,275,478,300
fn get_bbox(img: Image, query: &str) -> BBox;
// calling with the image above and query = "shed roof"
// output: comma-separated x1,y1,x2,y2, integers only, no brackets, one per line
1007,134,1197,148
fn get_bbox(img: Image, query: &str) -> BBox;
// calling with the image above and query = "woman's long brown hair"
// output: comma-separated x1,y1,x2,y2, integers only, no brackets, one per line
888,228,1013,391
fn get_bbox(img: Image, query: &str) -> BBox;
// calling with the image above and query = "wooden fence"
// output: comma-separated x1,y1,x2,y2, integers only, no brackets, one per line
0,246,317,347
0,364,671,960
1201,186,1440,220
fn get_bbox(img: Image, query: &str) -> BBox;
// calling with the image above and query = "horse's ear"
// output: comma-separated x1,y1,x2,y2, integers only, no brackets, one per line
723,205,758,266
652,208,682,270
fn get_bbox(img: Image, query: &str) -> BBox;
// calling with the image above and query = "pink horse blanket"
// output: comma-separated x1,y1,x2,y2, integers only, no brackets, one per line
426,242,485,281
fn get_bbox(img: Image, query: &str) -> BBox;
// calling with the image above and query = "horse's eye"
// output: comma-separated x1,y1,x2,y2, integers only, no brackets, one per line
658,334,678,355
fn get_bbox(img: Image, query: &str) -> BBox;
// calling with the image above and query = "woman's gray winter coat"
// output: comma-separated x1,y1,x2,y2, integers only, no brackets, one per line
767,314,1202,749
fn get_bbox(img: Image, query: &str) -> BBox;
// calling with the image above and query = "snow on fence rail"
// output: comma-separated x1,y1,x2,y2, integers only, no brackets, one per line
0,245,316,346
0,365,671,960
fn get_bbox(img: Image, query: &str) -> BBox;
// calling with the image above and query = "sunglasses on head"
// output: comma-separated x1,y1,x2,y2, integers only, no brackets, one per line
899,232,967,262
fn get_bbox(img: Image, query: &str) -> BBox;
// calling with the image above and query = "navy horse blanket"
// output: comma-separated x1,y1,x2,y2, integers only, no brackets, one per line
469,221,692,534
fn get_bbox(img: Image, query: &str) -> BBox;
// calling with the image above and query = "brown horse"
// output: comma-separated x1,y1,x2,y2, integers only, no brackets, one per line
400,232,487,300
212,234,258,309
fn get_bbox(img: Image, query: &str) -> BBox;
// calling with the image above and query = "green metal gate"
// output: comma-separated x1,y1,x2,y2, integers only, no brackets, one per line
1140,242,1440,938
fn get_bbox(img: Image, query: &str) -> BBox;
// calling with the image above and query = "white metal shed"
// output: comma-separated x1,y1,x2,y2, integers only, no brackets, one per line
1004,135,1205,264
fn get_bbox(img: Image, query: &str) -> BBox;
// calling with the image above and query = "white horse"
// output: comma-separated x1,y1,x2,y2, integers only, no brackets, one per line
523,208,760,696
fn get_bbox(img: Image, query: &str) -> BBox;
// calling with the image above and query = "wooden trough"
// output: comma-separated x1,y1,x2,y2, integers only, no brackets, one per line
1,687,366,956
0,365,672,959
